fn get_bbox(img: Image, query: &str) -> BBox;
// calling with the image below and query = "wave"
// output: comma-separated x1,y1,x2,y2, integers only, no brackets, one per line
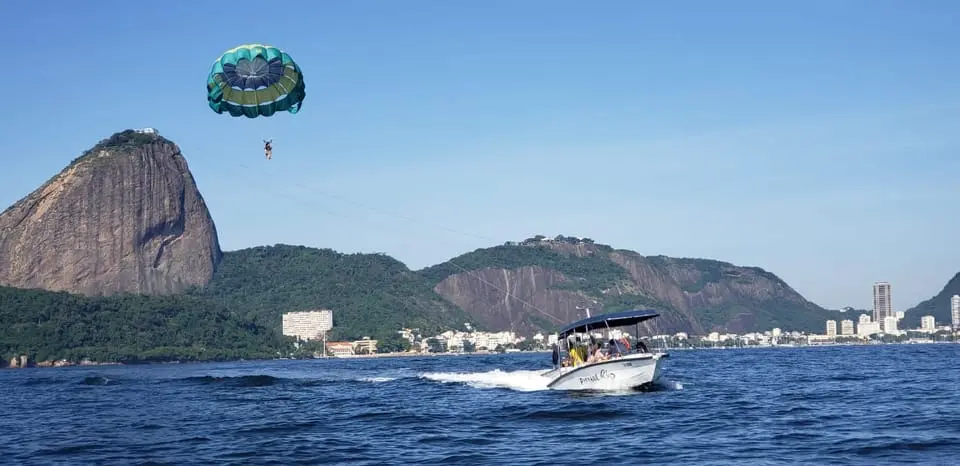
663,379,684,390
80,375,118,386
182,375,284,387
175,372,408,388
17,375,123,387
356,376,397,383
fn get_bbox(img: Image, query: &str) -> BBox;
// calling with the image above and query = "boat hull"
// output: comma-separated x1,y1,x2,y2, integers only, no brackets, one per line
541,353,665,391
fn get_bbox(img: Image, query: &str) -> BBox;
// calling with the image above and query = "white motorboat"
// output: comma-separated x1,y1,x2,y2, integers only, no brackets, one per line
541,308,669,391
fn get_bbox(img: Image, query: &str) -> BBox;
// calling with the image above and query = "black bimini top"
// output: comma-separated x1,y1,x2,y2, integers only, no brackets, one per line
557,309,659,338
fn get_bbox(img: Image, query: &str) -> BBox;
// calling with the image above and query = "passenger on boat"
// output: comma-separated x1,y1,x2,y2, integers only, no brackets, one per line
586,344,608,364
636,339,649,353
607,338,629,357
569,346,585,366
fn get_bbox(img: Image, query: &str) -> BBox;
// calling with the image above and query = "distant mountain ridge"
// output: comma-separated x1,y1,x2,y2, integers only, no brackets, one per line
4,129,955,365
904,272,960,327
419,235,844,335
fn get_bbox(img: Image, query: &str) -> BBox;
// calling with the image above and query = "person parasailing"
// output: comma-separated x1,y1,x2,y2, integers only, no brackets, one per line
263,139,273,160
205,43,306,162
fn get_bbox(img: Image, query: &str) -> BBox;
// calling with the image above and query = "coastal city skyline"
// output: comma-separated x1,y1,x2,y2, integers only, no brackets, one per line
279,280,960,356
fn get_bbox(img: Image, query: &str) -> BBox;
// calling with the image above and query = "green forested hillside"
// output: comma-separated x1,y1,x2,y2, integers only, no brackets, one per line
1,244,475,364
904,272,960,327
0,286,286,363
196,244,476,340
0,236,862,364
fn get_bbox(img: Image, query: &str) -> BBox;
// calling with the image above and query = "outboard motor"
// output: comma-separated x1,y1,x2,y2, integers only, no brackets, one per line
551,343,560,367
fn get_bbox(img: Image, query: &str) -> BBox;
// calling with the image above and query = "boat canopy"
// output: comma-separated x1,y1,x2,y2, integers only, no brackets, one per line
557,309,659,338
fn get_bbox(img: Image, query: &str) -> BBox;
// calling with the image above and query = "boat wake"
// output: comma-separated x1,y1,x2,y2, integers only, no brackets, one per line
420,369,552,392
356,376,398,383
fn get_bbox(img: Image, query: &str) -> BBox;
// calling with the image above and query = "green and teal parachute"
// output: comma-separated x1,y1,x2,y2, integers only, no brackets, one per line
206,44,306,118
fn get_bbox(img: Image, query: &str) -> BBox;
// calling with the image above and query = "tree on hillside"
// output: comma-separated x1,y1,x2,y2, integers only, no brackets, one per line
376,332,411,353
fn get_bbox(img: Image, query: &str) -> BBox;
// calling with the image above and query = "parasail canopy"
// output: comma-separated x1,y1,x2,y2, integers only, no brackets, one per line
206,44,306,118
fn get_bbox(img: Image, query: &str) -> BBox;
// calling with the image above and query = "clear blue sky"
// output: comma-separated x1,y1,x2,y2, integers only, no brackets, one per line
2,0,958,311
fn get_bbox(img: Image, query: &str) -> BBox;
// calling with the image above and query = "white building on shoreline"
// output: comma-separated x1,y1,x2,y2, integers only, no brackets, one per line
952,294,960,330
282,309,333,341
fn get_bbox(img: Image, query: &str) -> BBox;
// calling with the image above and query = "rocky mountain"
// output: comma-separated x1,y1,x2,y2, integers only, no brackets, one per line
419,235,842,335
0,128,847,355
904,272,960,327
0,129,222,297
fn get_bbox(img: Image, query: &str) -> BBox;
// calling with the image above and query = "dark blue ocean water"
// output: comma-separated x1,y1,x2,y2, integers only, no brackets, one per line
2,344,959,465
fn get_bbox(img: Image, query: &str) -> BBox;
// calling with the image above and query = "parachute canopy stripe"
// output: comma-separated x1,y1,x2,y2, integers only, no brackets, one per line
206,43,306,118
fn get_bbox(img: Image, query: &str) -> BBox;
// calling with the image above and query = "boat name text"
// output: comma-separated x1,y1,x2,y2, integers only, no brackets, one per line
579,369,616,385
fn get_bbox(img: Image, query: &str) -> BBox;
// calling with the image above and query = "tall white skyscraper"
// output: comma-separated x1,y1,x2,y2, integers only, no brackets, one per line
826,320,837,337
952,294,960,330
873,282,892,330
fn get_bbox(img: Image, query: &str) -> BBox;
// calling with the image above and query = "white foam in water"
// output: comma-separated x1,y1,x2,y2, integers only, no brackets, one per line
420,369,552,392
357,376,397,383
353,368,416,384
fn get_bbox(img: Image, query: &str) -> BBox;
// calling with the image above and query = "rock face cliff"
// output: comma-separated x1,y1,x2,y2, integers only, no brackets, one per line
434,266,597,332
0,129,222,296
421,235,839,335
